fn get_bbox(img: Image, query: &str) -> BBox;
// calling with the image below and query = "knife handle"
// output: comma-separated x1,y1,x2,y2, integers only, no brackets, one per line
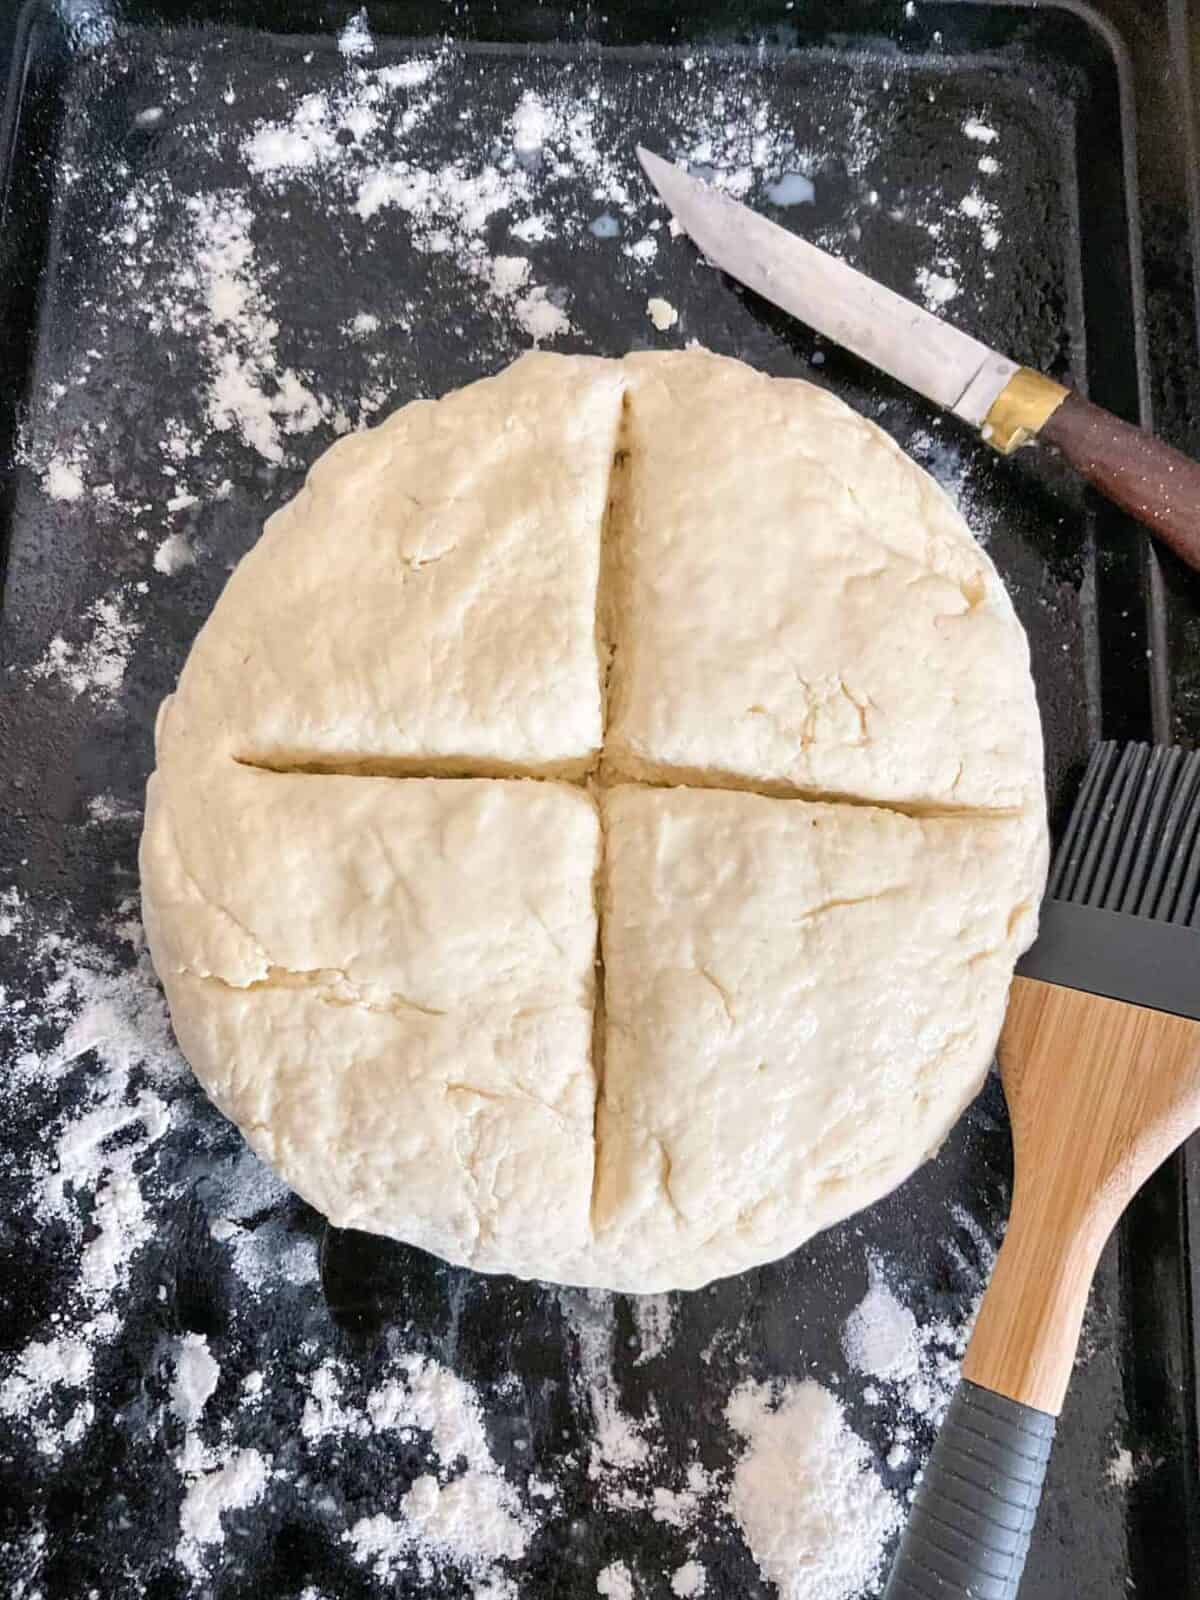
1038,392,1200,573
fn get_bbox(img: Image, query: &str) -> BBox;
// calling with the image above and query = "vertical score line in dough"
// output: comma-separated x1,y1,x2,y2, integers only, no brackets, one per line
596,388,633,758
589,798,609,1226
589,393,631,1222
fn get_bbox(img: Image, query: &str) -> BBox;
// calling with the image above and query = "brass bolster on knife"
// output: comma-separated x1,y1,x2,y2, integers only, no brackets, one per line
982,368,1070,455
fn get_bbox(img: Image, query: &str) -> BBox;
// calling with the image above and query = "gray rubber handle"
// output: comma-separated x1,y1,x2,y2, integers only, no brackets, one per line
883,1380,1056,1600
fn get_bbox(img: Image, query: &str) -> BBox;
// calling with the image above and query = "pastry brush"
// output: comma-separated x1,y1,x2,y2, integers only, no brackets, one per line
884,740,1200,1600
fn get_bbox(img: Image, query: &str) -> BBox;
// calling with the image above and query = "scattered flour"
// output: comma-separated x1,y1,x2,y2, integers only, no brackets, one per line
171,1334,221,1426
177,1446,271,1578
842,1257,980,1430
914,265,959,309
0,1338,95,1452
843,1274,921,1385
945,1201,1000,1283
905,425,991,542
377,59,437,90
242,101,339,175
1107,1446,1137,1487
342,1355,533,1589
30,592,140,701
631,1294,677,1364
765,171,815,206
78,1165,156,1299
488,255,532,297
196,1152,320,1296
401,1470,527,1562
597,1560,636,1599
301,1359,367,1442
0,884,24,937
959,188,1001,252
154,533,196,575
187,193,328,463
512,90,552,154
646,297,679,332
337,9,374,60
726,1379,901,1600
44,454,85,501
24,30,989,537
0,902,558,1589
514,287,571,343
511,213,549,243
0,919,181,1466
651,1466,713,1527
348,110,576,344
671,1559,707,1596
563,1293,654,1481
207,1202,320,1288
556,1290,725,1551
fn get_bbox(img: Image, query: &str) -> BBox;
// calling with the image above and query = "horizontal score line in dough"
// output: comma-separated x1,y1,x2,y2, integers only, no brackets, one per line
232,752,1029,818
141,349,1048,1293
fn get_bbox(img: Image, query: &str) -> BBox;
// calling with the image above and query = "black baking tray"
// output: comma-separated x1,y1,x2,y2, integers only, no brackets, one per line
1,1,1199,1595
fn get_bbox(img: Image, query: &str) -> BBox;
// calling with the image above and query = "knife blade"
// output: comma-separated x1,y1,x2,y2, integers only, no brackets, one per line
635,145,1200,575
636,145,1020,428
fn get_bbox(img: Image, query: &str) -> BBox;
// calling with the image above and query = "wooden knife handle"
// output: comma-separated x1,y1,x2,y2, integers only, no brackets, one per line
1039,391,1200,572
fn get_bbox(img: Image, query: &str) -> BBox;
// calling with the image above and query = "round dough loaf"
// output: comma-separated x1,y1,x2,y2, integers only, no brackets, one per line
141,350,1047,1292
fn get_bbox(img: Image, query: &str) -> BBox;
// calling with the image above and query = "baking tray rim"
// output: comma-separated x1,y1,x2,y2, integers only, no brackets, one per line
0,0,1196,1584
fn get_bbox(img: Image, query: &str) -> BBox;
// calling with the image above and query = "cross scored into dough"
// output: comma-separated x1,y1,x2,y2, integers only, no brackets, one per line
140,350,1047,1292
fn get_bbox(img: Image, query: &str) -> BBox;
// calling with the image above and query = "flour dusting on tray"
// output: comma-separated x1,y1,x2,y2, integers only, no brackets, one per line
0,8,1087,1596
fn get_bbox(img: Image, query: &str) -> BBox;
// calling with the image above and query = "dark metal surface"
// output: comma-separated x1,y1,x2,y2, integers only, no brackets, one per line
0,2,1198,1596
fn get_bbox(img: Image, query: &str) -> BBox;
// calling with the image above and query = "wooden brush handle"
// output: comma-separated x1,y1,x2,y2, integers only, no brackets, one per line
964,977,1200,1413
962,1176,1104,1415
1039,393,1200,573
884,976,1200,1600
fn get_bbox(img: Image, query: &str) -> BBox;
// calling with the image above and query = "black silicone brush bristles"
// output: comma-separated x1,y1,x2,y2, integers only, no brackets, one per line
1050,742,1200,924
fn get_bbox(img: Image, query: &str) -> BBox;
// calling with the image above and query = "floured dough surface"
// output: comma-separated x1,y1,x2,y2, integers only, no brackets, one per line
166,353,626,776
142,348,1047,1292
605,354,1041,810
143,765,601,1280
595,786,1041,1290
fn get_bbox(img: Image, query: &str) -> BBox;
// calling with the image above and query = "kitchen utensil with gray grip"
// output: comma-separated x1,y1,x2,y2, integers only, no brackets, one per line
885,743,1200,1600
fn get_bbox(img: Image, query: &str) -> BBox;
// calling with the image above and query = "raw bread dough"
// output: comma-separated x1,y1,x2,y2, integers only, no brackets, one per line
163,353,625,777
142,765,601,1280
605,354,1042,811
141,349,1047,1292
595,786,1041,1289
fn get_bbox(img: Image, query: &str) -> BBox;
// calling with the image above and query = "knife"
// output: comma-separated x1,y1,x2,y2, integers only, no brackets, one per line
637,146,1200,575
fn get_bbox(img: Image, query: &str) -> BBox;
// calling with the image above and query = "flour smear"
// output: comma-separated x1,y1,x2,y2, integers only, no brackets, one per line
726,1379,901,1600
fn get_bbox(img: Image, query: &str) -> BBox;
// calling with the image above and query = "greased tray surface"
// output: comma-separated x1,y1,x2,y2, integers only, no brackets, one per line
1,3,1198,1596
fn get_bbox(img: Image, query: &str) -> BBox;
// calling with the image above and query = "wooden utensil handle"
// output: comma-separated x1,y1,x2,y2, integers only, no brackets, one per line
963,978,1200,1413
961,1195,1103,1414
1040,392,1200,572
